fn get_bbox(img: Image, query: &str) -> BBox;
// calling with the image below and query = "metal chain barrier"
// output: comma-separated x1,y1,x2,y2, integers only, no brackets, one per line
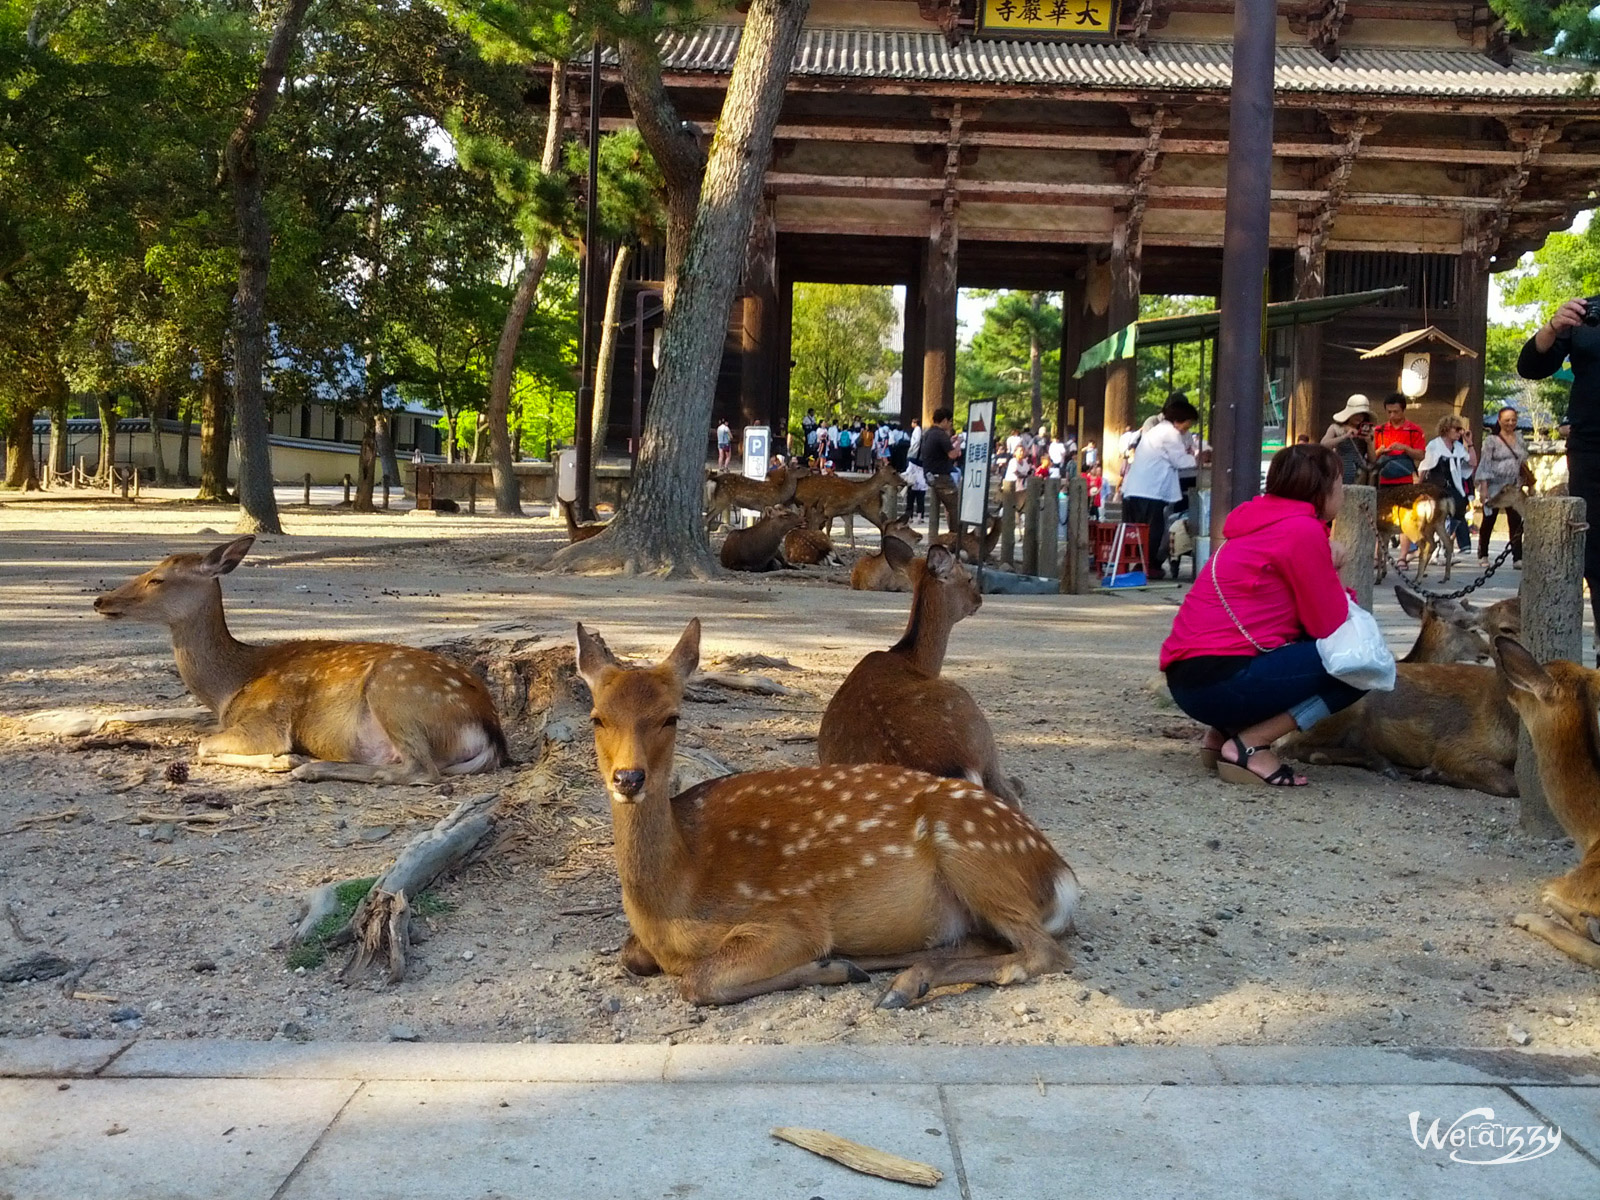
1377,537,1515,602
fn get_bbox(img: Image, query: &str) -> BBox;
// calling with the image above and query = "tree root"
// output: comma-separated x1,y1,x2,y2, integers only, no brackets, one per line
294,791,501,984
545,522,720,579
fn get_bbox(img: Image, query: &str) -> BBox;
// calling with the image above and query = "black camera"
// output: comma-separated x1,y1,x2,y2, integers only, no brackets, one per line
1586,299,1600,327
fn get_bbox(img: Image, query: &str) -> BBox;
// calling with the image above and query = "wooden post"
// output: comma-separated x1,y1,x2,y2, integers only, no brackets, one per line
1331,484,1376,610
1022,476,1043,576
1516,495,1587,838
928,482,942,541
303,473,311,505
1000,480,1017,566
1040,478,1061,578
920,206,957,427
342,473,352,504
468,474,478,515
1061,472,1092,594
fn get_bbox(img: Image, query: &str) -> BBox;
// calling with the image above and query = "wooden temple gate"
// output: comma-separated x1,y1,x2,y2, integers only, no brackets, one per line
591,0,1600,474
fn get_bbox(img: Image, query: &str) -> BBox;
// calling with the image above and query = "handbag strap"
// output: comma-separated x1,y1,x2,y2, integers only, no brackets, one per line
1209,541,1272,654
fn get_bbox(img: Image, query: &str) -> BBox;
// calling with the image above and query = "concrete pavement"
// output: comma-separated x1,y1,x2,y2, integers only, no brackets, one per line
2,1041,1596,1199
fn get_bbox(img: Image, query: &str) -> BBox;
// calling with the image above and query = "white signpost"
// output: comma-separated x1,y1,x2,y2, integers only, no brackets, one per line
742,426,770,480
960,400,996,527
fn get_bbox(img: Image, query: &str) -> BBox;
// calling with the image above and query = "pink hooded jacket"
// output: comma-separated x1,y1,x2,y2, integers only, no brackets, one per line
1160,494,1349,670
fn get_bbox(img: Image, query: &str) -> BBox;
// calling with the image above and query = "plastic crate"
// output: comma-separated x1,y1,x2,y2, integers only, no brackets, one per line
1090,521,1150,576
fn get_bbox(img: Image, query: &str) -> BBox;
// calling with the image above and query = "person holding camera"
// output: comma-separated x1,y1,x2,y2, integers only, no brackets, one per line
1518,296,1600,660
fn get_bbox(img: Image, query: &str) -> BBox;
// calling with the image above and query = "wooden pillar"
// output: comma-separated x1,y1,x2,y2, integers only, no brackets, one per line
1078,256,1110,466
775,277,795,450
1290,215,1326,444
1517,495,1588,838
1331,484,1376,611
741,199,778,432
1058,276,1087,442
1102,225,1141,487
901,272,924,427
921,205,958,427
1454,246,1489,432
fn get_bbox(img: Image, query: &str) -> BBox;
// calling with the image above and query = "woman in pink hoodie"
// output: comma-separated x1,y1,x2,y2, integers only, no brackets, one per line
1161,444,1359,786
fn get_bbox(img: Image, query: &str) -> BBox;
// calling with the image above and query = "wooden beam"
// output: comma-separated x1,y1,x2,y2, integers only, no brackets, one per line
1309,0,1351,60
1482,122,1552,263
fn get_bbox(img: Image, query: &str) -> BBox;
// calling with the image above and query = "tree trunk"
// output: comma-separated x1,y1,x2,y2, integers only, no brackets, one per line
149,388,170,485
354,407,378,512
1029,293,1044,434
485,58,570,518
375,408,401,488
617,0,708,306
177,394,194,485
553,0,811,576
588,243,633,500
95,394,118,486
3,405,38,490
47,396,69,483
442,403,457,464
223,0,309,536
198,362,232,502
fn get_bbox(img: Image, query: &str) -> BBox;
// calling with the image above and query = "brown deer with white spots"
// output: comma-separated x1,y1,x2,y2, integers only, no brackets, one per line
1494,638,1600,969
821,543,1021,807
576,618,1078,1006
94,536,506,784
704,461,809,530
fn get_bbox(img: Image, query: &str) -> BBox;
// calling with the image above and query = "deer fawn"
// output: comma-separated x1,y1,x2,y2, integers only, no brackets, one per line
576,618,1078,1006
94,536,506,784
781,504,838,565
1494,637,1600,969
820,544,1021,806
1377,483,1456,583
1279,589,1524,795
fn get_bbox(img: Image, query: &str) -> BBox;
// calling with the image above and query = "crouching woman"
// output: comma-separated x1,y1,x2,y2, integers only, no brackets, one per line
1161,444,1362,787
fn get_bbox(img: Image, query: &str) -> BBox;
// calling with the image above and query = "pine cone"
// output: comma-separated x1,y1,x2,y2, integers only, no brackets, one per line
164,760,190,785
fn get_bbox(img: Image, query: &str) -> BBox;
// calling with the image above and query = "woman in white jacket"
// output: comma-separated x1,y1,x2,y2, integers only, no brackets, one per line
1120,394,1199,581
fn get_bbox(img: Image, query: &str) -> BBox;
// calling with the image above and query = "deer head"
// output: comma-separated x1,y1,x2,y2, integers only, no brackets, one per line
94,536,255,627
1395,586,1491,663
576,619,700,803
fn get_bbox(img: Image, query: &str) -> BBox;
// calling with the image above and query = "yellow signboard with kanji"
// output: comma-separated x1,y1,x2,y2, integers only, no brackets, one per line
978,0,1119,39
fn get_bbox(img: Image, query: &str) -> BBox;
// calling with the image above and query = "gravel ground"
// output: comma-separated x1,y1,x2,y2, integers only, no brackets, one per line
0,494,1593,1052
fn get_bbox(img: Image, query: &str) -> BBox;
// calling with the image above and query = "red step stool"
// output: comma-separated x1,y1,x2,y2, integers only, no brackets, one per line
1090,521,1150,584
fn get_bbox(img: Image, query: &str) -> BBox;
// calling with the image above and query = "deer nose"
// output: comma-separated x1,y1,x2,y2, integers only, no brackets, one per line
611,769,646,798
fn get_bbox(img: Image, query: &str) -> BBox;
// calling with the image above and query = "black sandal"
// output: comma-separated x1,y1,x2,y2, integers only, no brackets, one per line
1216,736,1307,787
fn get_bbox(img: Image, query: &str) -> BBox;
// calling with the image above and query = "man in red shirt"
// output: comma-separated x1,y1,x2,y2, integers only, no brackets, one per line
1372,393,1425,485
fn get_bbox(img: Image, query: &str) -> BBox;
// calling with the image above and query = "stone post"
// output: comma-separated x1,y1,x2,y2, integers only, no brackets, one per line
1331,484,1376,611
1516,494,1587,837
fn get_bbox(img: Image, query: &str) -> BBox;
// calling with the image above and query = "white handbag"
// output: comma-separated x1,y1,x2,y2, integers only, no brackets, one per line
1210,543,1395,692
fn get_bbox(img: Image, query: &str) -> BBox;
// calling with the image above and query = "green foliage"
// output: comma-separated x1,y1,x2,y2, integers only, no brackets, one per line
1501,220,1600,314
957,291,1062,432
1490,0,1600,63
788,284,898,436
1134,295,1214,425
1486,319,1570,422
286,877,452,970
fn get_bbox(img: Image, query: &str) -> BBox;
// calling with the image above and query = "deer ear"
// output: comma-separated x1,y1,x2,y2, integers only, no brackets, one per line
883,534,915,570
1495,636,1555,700
664,618,701,680
199,536,254,577
925,543,956,580
574,623,617,691
1394,586,1425,620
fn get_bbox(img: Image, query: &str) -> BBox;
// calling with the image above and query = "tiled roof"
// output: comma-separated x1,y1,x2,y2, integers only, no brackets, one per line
649,26,1590,98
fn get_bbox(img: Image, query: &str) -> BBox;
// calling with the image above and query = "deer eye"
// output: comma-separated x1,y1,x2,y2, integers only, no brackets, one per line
590,715,605,729
147,577,165,586
662,715,679,728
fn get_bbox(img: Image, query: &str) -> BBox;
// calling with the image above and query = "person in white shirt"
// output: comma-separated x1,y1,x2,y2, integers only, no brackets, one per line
1047,433,1066,475
1119,394,1199,580
1418,413,1474,553
907,419,923,463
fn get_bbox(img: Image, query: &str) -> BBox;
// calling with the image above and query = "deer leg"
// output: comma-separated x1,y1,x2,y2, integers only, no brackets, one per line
1512,913,1600,969
197,724,303,773
878,926,1068,1009
1416,750,1518,797
619,933,662,977
981,766,1025,810
288,758,442,786
677,924,857,1005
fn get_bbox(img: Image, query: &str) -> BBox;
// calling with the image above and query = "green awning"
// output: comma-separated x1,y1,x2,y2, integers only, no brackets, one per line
1074,285,1406,377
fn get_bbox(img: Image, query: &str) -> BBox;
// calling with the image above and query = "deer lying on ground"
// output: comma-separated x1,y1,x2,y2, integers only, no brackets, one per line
719,506,805,572
705,462,808,530
1377,482,1457,583
1494,638,1600,968
781,504,838,565
931,515,1003,565
93,536,506,784
851,528,919,592
1279,588,1524,794
562,499,606,543
575,618,1078,1005
794,463,905,546
821,543,1022,807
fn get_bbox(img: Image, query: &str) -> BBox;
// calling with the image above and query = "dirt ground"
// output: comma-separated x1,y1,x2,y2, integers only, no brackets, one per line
0,493,1594,1052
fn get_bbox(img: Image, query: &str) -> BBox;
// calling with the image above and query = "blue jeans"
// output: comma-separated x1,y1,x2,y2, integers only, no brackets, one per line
1166,640,1365,734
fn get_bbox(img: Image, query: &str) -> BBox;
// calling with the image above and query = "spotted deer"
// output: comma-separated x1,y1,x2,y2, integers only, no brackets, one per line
820,544,1021,807
705,462,809,530
1493,638,1600,969
1377,483,1457,583
575,618,1078,1006
781,504,838,565
93,536,506,784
